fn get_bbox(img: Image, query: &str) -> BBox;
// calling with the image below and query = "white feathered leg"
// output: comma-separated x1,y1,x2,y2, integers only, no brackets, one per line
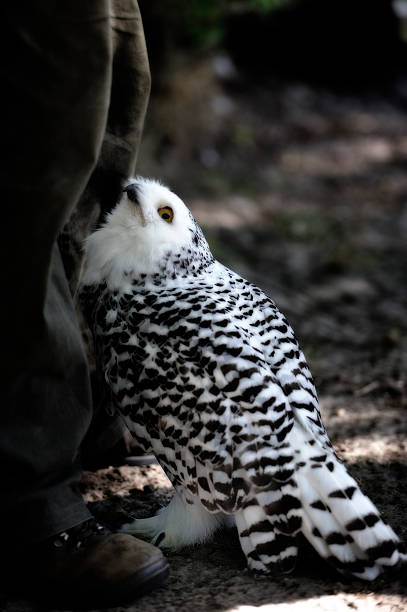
121,488,231,549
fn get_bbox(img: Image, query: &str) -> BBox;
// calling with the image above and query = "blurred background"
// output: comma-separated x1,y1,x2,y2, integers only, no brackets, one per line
136,0,407,404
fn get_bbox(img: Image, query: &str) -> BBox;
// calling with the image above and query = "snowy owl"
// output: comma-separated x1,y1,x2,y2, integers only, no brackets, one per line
79,178,406,580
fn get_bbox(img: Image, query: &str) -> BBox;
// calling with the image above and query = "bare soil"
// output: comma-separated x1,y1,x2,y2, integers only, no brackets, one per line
4,56,407,611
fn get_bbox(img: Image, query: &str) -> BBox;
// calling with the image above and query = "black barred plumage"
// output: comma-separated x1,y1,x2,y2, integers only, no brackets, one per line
79,178,406,580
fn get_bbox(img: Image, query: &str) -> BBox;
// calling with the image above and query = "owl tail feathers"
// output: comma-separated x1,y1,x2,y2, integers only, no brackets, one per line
295,451,406,580
234,481,302,576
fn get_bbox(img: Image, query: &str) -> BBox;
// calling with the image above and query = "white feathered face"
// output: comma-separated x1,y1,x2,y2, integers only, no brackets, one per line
119,178,196,250
83,178,213,287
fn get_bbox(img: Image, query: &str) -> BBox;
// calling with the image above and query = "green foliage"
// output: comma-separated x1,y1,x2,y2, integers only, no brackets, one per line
161,0,291,49
182,0,226,48
249,0,291,12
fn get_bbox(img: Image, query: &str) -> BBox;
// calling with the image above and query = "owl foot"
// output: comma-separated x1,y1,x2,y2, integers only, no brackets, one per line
121,513,174,548
121,490,230,550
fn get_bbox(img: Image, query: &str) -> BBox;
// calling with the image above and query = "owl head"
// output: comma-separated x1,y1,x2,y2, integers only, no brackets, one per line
82,178,212,288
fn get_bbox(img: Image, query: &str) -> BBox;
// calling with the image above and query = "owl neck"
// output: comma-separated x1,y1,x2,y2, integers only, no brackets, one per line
81,223,214,290
132,243,215,288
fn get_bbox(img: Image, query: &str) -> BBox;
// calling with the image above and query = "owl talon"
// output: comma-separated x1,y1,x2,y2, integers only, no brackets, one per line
121,491,230,550
153,532,166,547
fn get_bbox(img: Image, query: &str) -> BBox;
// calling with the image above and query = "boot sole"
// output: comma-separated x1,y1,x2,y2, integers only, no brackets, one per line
81,556,170,609
10,556,170,610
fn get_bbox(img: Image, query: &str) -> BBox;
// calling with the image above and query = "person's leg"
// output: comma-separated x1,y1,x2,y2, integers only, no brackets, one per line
59,0,151,295
0,4,168,605
0,0,112,542
59,0,151,464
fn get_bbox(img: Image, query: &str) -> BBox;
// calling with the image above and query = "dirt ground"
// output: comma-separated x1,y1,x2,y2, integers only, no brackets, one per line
3,56,407,611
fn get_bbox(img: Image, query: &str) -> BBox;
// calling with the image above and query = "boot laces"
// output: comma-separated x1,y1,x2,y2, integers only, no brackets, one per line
53,519,107,550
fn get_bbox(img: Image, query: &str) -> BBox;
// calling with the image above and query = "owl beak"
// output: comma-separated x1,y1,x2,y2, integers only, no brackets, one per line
123,183,148,226
123,183,140,206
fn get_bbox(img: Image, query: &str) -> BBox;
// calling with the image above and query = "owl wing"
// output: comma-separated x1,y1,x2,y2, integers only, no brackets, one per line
92,282,308,503
99,294,297,510
244,286,333,451
180,320,299,515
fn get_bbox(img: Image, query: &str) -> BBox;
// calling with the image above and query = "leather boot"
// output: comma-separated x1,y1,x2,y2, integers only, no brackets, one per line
5,519,169,608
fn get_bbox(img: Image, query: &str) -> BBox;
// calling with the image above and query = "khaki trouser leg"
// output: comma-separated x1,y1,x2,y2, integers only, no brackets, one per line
0,1,149,542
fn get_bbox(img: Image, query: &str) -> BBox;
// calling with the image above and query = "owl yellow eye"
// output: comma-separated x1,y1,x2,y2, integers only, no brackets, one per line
158,206,174,223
